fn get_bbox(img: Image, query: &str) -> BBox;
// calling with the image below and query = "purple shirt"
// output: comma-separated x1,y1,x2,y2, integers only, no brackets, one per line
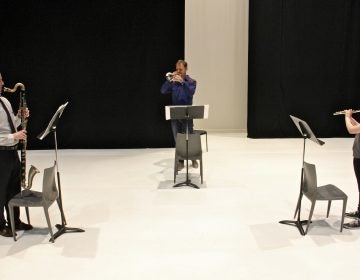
160,75,197,105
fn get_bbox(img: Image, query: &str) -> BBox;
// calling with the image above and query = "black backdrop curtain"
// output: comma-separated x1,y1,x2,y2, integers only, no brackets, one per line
0,0,184,148
248,0,360,138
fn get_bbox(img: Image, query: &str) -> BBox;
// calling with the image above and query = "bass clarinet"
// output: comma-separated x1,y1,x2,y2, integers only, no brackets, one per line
4,83,39,190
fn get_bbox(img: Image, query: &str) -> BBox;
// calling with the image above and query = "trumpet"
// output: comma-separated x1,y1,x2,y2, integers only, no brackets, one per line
165,72,174,82
333,109,360,115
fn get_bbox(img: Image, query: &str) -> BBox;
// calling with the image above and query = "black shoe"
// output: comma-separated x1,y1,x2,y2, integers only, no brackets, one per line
345,210,360,219
15,221,33,231
0,226,15,237
344,220,360,229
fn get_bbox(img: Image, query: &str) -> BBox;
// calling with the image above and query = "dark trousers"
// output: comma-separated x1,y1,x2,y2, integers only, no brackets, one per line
0,150,20,227
353,158,360,211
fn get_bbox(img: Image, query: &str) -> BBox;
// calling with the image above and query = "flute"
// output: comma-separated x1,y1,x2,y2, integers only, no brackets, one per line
333,110,360,115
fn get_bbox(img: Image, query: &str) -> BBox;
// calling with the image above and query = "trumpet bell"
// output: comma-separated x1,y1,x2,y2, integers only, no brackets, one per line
165,72,173,82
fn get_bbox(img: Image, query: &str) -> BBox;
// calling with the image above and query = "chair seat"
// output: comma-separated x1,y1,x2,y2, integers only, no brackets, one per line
8,165,58,242
9,191,45,207
297,162,348,234
315,184,348,200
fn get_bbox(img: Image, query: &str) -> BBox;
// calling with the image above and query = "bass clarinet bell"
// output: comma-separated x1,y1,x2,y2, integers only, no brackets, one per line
4,82,26,93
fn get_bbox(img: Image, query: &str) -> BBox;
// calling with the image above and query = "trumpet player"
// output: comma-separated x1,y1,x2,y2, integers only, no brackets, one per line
0,72,32,238
160,60,198,171
343,109,360,229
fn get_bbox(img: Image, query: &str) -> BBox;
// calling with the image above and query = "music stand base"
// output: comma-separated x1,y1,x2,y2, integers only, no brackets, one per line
51,224,85,241
173,180,200,189
279,219,309,236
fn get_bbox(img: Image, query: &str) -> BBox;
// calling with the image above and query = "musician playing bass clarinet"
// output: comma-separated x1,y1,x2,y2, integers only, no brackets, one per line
0,72,32,238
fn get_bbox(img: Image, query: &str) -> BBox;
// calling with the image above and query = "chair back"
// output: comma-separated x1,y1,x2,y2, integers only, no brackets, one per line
303,162,317,198
42,165,58,202
176,133,202,159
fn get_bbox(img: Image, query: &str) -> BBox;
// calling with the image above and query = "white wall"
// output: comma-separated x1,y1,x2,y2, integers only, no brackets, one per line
185,0,248,132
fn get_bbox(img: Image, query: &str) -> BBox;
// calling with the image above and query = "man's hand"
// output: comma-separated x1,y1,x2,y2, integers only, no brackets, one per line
172,74,184,83
17,108,30,118
13,130,27,140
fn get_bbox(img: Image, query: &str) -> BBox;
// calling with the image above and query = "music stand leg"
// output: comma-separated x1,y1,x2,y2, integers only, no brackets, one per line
279,173,308,235
173,160,200,189
52,224,85,242
279,219,307,235
279,185,308,236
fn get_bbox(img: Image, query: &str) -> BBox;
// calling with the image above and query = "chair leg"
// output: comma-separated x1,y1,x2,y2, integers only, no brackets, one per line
174,157,177,183
205,133,208,152
200,157,203,184
305,201,316,234
340,198,347,232
43,206,55,243
25,206,30,224
8,203,17,241
294,193,303,219
327,200,332,218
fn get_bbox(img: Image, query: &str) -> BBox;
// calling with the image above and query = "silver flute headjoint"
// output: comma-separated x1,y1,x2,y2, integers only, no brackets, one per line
333,109,360,115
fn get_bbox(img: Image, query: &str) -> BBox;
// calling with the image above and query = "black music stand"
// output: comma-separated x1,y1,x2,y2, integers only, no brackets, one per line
165,105,209,189
279,115,325,235
37,102,84,241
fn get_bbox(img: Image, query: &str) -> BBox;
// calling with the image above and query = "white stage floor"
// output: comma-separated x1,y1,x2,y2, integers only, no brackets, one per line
1,133,360,279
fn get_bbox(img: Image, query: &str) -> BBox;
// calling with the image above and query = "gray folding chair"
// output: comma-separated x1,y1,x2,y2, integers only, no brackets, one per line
294,162,347,234
174,133,203,184
8,164,59,242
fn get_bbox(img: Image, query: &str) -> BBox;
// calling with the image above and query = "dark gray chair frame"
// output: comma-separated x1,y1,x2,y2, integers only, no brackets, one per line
295,162,347,234
8,164,59,242
174,133,203,184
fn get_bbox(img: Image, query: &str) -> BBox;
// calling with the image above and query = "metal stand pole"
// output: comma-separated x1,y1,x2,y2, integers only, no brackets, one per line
51,129,84,241
279,136,309,236
173,110,199,189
